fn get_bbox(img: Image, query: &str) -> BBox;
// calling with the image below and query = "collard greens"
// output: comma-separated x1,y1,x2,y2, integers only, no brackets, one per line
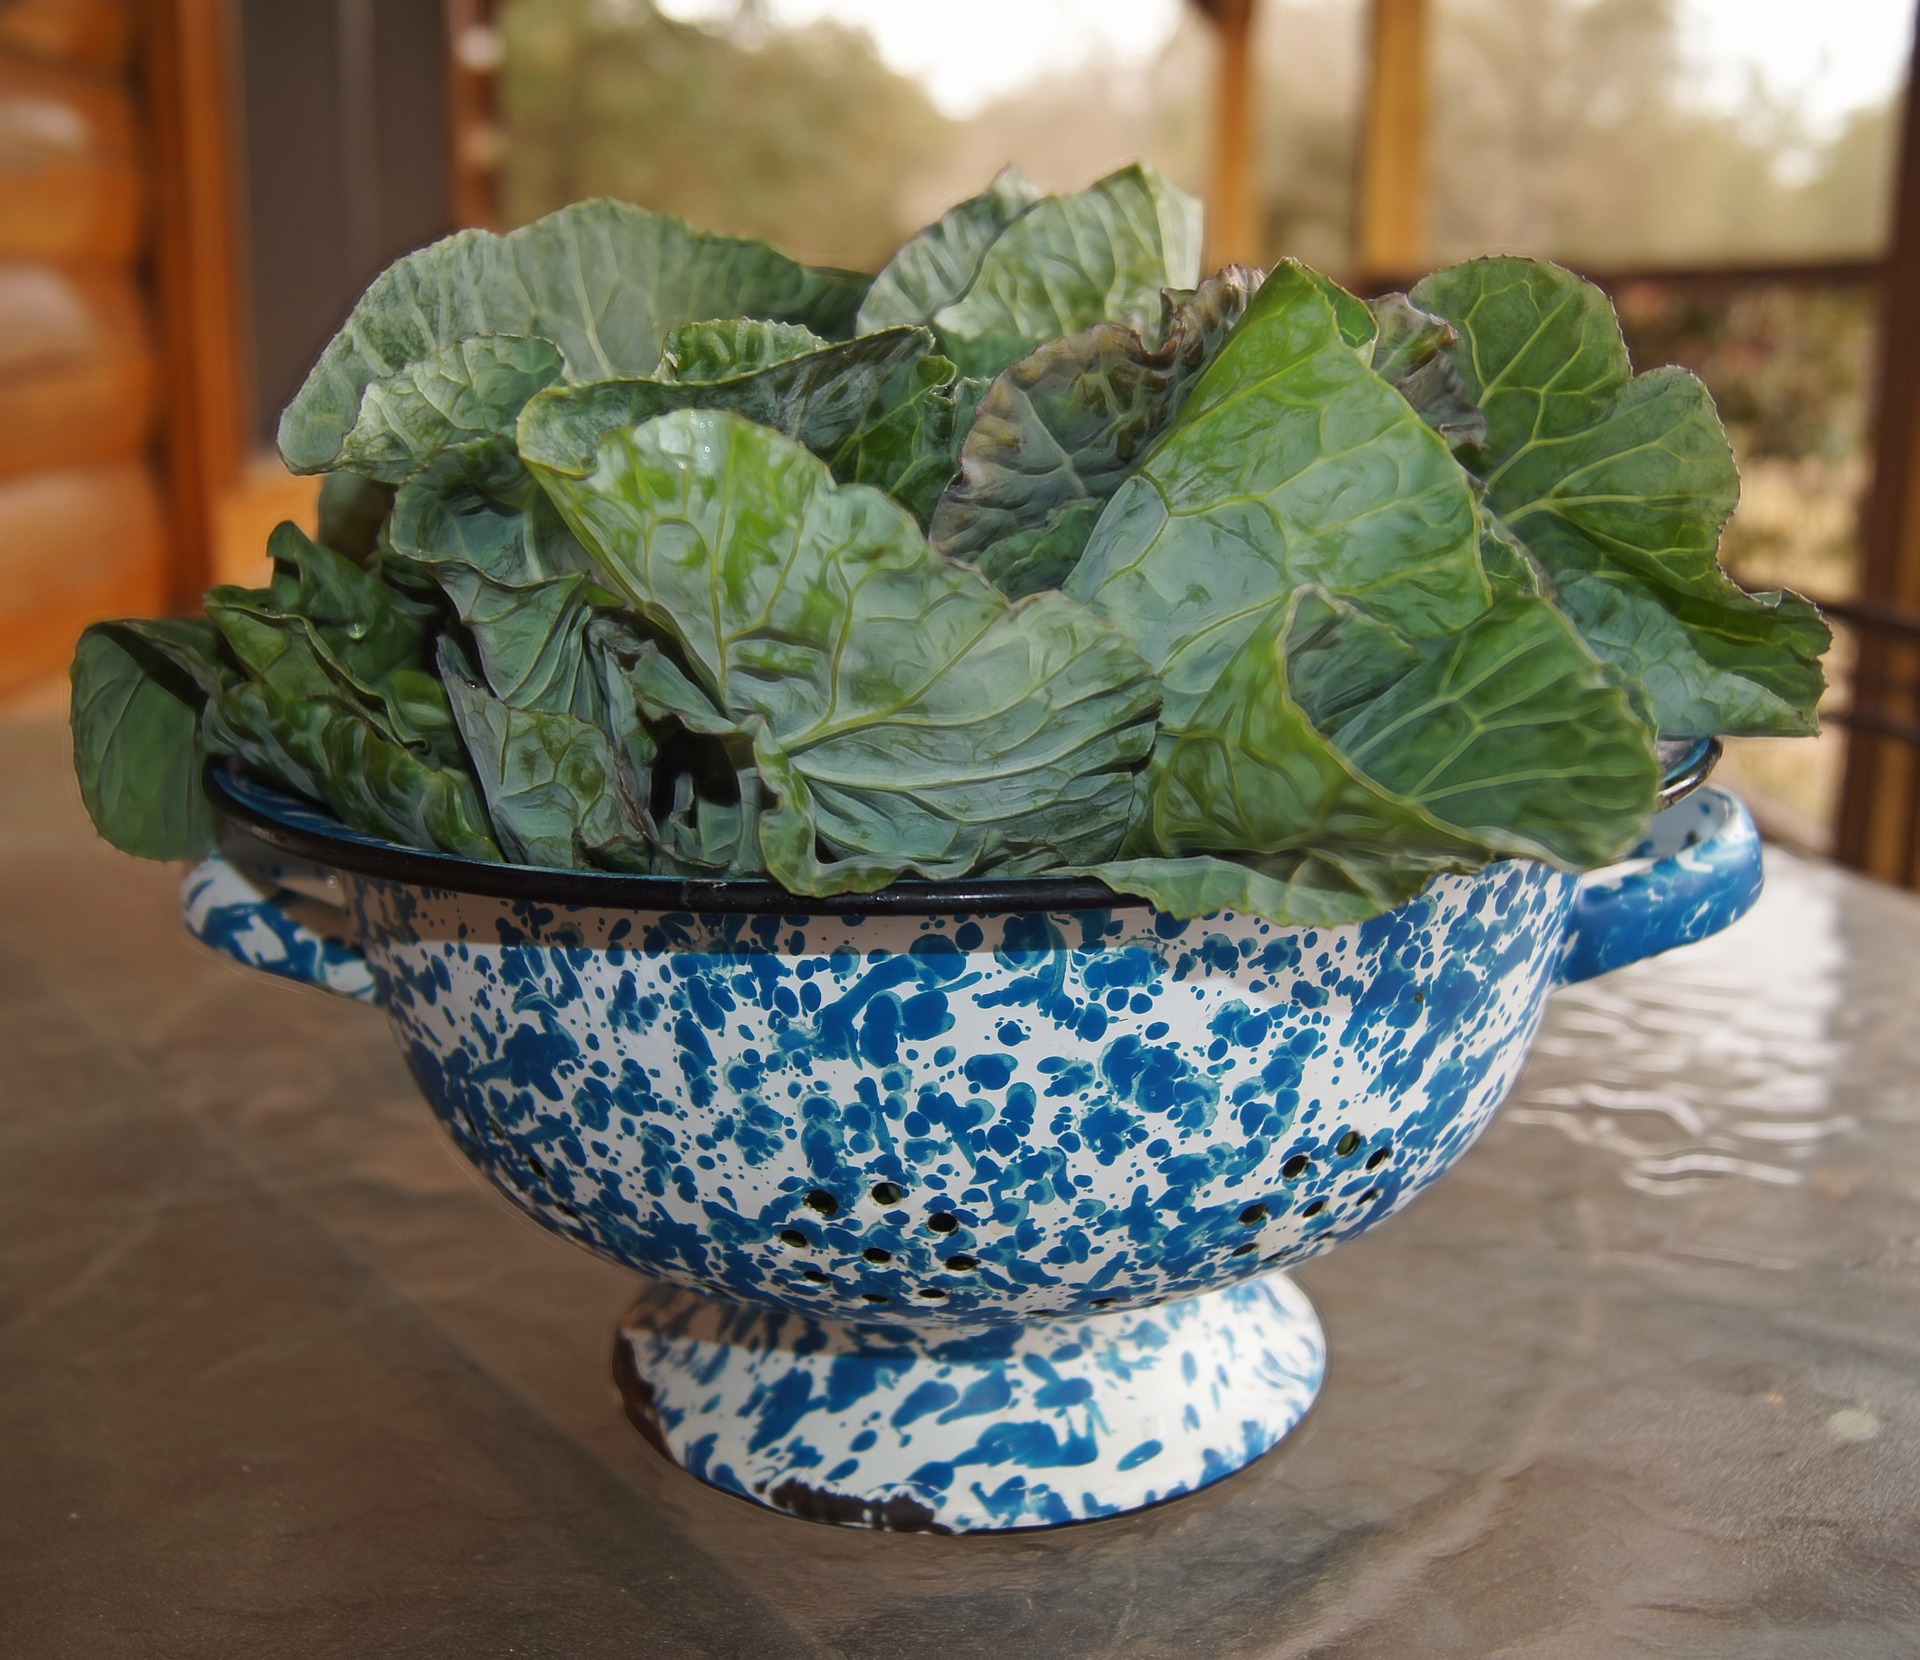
74,177,1828,926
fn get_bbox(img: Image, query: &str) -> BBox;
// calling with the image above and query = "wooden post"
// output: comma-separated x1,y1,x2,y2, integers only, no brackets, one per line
141,0,248,611
1355,0,1429,283
447,0,503,230
1202,0,1259,271
1836,2,1920,886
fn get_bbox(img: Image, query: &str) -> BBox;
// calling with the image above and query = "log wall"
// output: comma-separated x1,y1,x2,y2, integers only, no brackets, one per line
0,0,165,699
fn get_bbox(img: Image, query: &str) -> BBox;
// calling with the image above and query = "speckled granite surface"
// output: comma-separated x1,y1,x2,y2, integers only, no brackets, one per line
3,717,1916,1658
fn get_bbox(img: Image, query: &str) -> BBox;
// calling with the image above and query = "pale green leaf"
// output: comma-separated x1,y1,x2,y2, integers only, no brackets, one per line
280,198,870,473
930,165,1203,378
1411,256,1829,737
856,165,1043,335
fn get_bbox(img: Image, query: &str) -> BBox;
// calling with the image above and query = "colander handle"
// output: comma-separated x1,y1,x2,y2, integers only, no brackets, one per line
1556,785,1764,985
180,851,378,1003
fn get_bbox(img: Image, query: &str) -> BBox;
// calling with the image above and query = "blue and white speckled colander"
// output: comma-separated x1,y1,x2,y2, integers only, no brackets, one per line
183,754,1759,1533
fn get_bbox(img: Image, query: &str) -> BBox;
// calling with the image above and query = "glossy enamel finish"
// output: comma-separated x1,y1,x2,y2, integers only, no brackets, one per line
180,781,1762,1530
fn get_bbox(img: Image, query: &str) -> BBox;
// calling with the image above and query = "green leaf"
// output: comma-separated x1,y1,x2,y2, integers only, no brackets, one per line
1319,596,1658,867
387,440,609,717
1366,293,1487,453
1410,256,1829,737
657,319,827,381
822,354,988,523
1304,267,1377,351
205,522,461,760
929,165,1204,378
588,620,767,876
963,500,1105,600
529,408,1160,892
930,267,1262,594
856,165,1043,334
70,618,229,860
516,328,934,480
334,335,568,484
280,199,870,474
1477,511,1548,601
316,473,396,565
1076,851,1440,929
205,677,501,861
1103,585,1657,921
440,641,650,870
1067,261,1486,732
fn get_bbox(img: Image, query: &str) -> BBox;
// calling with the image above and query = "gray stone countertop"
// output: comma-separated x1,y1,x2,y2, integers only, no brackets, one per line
3,716,1917,1659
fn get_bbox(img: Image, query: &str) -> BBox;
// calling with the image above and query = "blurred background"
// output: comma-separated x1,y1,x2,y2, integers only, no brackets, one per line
3,0,1917,884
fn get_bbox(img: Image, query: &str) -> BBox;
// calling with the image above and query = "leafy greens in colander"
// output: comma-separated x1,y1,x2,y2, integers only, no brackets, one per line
71,164,1828,926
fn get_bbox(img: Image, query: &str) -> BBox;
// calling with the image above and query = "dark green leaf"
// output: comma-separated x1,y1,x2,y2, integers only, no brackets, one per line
930,267,1262,593
205,522,461,760
204,678,500,860
963,500,1105,599
316,473,396,565
1411,256,1829,737
822,354,987,523
70,618,229,860
929,165,1203,378
1102,584,1657,921
440,641,650,869
1367,293,1487,453
1077,851,1440,929
388,440,609,717
588,619,766,876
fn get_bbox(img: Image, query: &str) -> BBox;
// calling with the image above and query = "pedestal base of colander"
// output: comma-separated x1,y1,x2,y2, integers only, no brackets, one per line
612,1272,1325,1532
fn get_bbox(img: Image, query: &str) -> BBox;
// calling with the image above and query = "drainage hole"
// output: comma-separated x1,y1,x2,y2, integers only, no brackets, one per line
1301,1199,1327,1218
1365,1144,1391,1170
927,1213,959,1234
1358,1188,1380,1205
800,1268,830,1283
526,1152,548,1179
778,1229,810,1249
860,1292,889,1304
871,1181,905,1205
863,1247,893,1265
1089,1297,1119,1308
803,1189,839,1217
1281,1154,1310,1180
1335,1130,1363,1158
1238,1202,1269,1226
916,1287,948,1300
942,1254,979,1272
1231,1241,1258,1256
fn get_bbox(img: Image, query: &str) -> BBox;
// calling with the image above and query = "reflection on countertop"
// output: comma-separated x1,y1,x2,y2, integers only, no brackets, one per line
1513,849,1853,1195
